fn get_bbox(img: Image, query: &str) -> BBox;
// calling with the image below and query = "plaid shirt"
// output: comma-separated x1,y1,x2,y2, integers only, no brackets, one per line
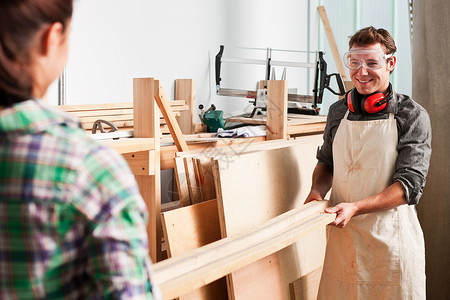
0,100,159,300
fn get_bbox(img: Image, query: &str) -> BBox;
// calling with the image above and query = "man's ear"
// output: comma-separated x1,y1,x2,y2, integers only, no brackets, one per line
387,55,396,72
40,22,64,56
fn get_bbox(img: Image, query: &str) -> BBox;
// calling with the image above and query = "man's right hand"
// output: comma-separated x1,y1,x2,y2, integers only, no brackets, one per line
304,189,324,204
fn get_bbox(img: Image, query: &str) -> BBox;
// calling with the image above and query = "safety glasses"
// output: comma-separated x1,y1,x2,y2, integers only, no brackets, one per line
343,49,393,70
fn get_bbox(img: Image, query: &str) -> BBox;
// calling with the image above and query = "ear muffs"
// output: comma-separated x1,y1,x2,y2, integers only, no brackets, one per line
347,88,388,114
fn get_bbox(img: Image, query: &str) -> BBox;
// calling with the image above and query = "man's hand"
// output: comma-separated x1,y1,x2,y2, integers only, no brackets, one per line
304,189,324,204
325,202,358,228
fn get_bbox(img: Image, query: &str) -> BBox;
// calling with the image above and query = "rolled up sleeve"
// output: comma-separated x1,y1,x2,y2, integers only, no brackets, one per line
394,103,432,205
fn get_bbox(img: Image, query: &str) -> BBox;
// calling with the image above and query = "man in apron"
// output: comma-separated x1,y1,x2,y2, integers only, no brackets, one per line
304,26,432,299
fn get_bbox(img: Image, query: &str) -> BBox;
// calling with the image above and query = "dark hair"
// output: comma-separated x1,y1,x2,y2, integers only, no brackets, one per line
0,0,73,107
349,26,397,55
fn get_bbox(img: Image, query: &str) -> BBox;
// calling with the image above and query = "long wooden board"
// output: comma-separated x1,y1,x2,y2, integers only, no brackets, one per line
153,201,333,299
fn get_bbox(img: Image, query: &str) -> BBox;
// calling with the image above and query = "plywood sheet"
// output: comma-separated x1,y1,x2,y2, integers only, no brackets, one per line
161,200,227,299
213,135,325,299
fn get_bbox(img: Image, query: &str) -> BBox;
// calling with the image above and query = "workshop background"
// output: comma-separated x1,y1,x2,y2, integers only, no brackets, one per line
46,0,449,298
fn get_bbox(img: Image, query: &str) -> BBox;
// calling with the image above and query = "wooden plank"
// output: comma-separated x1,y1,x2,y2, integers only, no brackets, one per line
289,267,322,300
174,157,191,207
176,135,320,158
161,199,221,257
133,77,161,262
69,107,134,118
154,80,189,152
184,157,201,205
344,80,355,92
60,102,134,112
266,80,288,140
159,136,266,170
195,157,216,202
120,150,155,176
212,136,325,298
102,138,155,153
59,100,186,112
227,115,322,125
161,200,180,213
288,123,326,136
318,5,347,81
153,201,334,299
161,199,227,300
175,79,196,134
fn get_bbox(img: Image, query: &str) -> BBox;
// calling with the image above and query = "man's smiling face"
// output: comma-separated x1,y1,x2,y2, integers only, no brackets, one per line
349,43,396,95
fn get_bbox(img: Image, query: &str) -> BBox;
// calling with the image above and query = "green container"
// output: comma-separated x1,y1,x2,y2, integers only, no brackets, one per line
203,110,224,132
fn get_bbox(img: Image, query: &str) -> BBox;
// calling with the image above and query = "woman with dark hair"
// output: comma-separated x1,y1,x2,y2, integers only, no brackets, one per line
0,1,160,299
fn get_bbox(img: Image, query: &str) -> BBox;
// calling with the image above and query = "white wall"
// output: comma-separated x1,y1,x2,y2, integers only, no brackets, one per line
48,0,228,111
48,0,320,117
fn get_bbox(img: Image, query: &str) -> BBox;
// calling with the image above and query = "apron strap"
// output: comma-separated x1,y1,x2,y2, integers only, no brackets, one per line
344,110,350,119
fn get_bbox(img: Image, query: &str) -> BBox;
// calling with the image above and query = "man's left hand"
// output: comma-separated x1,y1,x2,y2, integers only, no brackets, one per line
325,203,358,228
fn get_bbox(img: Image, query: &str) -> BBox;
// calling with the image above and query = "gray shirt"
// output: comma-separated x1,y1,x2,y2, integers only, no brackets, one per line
317,87,432,205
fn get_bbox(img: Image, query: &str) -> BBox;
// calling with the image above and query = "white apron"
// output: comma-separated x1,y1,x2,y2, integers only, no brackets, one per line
318,111,426,300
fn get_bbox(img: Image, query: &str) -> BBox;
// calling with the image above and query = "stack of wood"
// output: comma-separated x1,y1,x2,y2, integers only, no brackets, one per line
59,101,189,136
158,135,332,299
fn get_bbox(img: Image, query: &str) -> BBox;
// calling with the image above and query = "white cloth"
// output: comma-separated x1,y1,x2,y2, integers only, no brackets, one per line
318,111,425,299
214,125,266,138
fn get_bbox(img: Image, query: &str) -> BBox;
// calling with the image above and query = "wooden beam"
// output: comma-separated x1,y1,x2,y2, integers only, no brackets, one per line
153,201,334,299
174,157,191,207
318,5,347,81
154,79,189,152
133,77,161,262
175,79,196,134
102,138,155,154
266,80,288,140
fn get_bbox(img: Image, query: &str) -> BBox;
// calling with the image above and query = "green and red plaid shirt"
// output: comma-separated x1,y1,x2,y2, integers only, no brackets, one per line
0,100,159,299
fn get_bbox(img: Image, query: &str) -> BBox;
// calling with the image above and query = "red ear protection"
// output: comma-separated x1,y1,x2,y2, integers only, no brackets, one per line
346,89,388,114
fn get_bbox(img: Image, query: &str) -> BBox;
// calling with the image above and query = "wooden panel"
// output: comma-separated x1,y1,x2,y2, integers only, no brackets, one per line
161,200,227,300
175,79,196,134
266,80,288,140
289,267,322,300
230,254,283,300
174,157,191,207
162,199,221,257
195,157,216,202
212,136,325,299
175,137,322,206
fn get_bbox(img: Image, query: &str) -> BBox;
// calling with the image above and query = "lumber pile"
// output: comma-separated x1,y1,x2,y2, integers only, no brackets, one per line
59,100,189,136
158,135,332,299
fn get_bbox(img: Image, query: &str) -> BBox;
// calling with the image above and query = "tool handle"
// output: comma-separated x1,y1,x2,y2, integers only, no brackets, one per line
215,45,224,92
325,73,345,96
